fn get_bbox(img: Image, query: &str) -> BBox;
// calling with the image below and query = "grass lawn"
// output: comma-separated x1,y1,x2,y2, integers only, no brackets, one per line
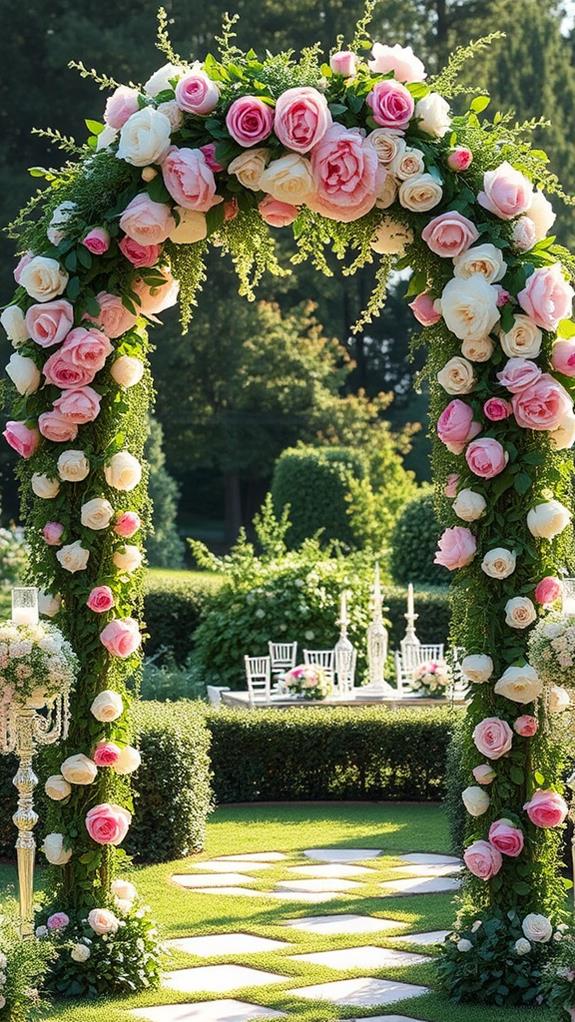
146,567,223,587
3,803,555,1022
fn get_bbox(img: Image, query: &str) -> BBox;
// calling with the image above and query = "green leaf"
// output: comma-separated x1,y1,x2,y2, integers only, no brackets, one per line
534,770,545,785
557,319,575,339
513,473,532,495
66,276,81,301
146,175,172,204
470,95,490,113
510,766,524,785
85,118,105,136
206,203,226,234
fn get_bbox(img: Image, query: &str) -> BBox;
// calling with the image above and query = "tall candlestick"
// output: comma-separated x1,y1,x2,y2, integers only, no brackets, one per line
11,588,39,627
407,583,414,620
339,590,348,626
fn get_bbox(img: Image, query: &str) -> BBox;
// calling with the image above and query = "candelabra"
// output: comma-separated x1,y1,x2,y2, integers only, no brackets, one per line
357,562,391,698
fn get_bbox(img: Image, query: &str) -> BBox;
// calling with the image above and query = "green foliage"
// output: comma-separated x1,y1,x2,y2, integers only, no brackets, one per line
144,418,184,569
140,653,206,701
444,714,468,858
0,916,54,1022
346,431,420,555
390,491,445,586
143,572,223,664
0,528,28,590
543,931,575,1017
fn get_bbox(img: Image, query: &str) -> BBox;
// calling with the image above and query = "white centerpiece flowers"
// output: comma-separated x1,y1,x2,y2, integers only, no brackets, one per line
528,612,575,690
282,664,332,700
0,620,78,709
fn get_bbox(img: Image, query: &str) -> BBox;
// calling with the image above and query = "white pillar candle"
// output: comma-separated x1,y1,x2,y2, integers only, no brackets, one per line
340,590,348,624
407,582,415,619
12,587,39,626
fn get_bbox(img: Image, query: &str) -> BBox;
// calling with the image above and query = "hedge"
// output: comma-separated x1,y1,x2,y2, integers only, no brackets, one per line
383,584,450,648
390,492,446,586
144,573,223,664
206,705,462,803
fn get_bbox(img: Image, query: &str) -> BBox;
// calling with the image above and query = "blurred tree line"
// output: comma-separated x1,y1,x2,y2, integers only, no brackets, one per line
1,0,574,541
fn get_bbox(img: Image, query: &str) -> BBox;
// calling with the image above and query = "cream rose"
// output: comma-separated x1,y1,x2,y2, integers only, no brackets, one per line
1,306,29,346
550,412,575,451
42,833,72,866
157,99,184,131
549,684,570,713
61,753,98,786
365,129,405,165
481,547,516,579
111,878,137,901
415,92,451,137
45,774,72,801
104,451,142,492
494,664,542,704
56,540,90,574
87,908,119,935
522,914,552,943
437,356,475,395
112,544,143,574
228,148,269,191
453,243,507,284
375,173,398,209
399,173,443,212
461,654,494,684
500,314,542,359
81,497,115,531
525,191,555,242
57,450,90,483
169,208,207,244
32,474,60,499
71,943,91,963
6,354,39,396
453,488,486,522
371,217,413,256
462,785,490,817
461,336,494,363
504,597,537,629
390,146,425,180
19,257,68,303
117,108,172,167
113,745,142,775
527,500,571,539
440,274,500,342
91,689,124,722
110,355,145,389
144,62,183,97
38,591,61,618
259,154,314,204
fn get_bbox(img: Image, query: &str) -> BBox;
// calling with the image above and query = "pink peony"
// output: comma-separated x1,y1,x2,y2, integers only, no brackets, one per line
488,819,524,857
47,911,69,931
473,717,513,760
258,195,299,227
119,237,162,268
447,146,473,172
518,264,574,332
119,193,175,246
330,51,357,76
274,87,332,153
436,399,481,454
464,839,502,880
478,161,533,220
512,374,573,431
483,397,512,421
82,227,110,255
85,292,137,339
523,789,568,829
200,143,224,173
514,714,539,737
93,741,122,767
42,522,64,546
53,386,102,424
551,339,575,378
162,147,219,211
114,511,141,538
534,576,562,606
3,420,40,459
61,327,113,372
25,300,74,348
308,125,382,222
421,211,479,258
409,292,441,326
444,473,460,498
465,438,508,479
87,586,115,613
496,357,542,394
434,526,477,570
104,86,140,129
38,412,78,443
175,69,219,115
14,251,33,284
368,43,426,83
366,80,414,130
100,618,141,658
133,268,179,315
85,802,132,845
225,96,274,147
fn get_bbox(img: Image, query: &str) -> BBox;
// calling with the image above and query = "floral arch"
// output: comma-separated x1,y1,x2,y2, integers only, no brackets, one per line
2,3,575,1005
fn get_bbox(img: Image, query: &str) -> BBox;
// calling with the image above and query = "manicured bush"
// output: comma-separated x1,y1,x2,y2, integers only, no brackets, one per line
390,491,445,586
144,572,223,664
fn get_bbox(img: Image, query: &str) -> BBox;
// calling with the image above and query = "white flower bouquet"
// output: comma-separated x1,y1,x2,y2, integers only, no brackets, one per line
411,658,451,696
0,621,78,709
282,664,332,700
528,613,575,689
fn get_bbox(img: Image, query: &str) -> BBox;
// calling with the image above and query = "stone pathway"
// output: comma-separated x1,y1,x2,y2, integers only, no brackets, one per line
290,977,430,1007
284,914,408,936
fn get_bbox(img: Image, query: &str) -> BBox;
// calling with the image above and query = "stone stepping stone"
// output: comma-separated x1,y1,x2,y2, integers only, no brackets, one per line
217,853,286,862
388,863,461,877
276,878,361,893
189,887,344,903
166,934,291,957
192,860,272,873
399,930,450,947
132,999,285,1020
269,890,345,903
173,874,256,889
291,977,429,1007
399,853,461,866
304,848,382,863
289,945,428,970
287,864,374,879
164,965,288,995
284,914,406,936
341,1017,427,1022
380,877,461,896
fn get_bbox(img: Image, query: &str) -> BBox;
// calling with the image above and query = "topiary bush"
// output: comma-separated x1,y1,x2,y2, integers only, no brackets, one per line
390,491,445,586
144,572,223,664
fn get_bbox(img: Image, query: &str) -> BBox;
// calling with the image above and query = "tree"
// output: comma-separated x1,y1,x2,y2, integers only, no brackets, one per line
145,418,185,567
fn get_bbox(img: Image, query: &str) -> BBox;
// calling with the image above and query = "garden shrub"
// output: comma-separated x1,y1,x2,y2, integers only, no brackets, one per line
145,417,185,568
382,584,450,648
390,491,445,586
144,572,223,664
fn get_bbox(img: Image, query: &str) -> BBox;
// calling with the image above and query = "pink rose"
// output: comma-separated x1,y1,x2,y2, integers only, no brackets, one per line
43,349,95,389
434,526,477,570
82,227,110,255
366,80,414,129
518,264,574,331
175,70,219,115
496,357,542,394
308,125,382,223
119,237,162,268
512,374,572,431
447,146,473,172
104,86,140,129
368,43,426,83
87,586,115,613
436,399,481,453
478,161,533,220
514,714,539,737
14,251,33,284
100,618,141,659
3,420,40,459
534,576,562,606
444,473,459,498
85,292,137,339
200,143,224,173
162,148,219,211
25,300,74,348
224,198,238,221
512,216,537,253
551,339,575,378
53,386,102,424
409,292,441,326
38,412,78,443
60,327,113,373
473,717,513,760
421,211,479,258
85,802,132,845
258,196,299,227
464,839,502,880
43,522,64,546
119,194,175,245
495,287,511,308
93,741,122,767
330,51,357,76
114,512,141,538
465,438,508,479
488,819,524,858
133,268,179,315
523,789,568,829
483,397,512,422
274,87,332,153
225,96,274,147
47,911,69,931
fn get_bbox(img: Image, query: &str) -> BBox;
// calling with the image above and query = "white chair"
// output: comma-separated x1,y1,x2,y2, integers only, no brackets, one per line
303,648,335,684
206,685,230,708
394,643,445,695
244,655,271,707
268,641,297,684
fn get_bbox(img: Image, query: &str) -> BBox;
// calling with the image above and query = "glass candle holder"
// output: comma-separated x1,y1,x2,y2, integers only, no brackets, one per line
11,588,39,626
562,578,575,616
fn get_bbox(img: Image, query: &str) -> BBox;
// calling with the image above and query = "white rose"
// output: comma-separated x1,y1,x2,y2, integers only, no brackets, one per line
71,943,91,963
111,878,137,902
461,336,494,362
47,201,77,245
375,172,398,209
45,774,72,801
38,591,61,618
6,352,41,395
371,217,413,256
440,275,500,342
57,450,90,483
399,173,443,212
113,544,143,574
42,833,72,866
228,148,269,191
504,597,537,629
157,100,184,131
96,124,118,151
457,938,473,952
169,208,207,244
104,452,142,492
32,473,60,499
1,305,29,346
453,489,486,522
61,753,98,786
474,764,496,784
500,315,542,359
19,256,68,303
550,412,575,451
117,108,172,167
110,355,145,389
525,191,555,242
515,938,531,956
549,684,570,713
415,92,451,137
522,914,553,943
391,147,425,180
35,926,48,939
462,785,490,817
81,497,115,531
144,62,183,97
366,129,405,165
461,654,493,684
527,500,571,539
453,244,507,284
259,154,314,204
113,745,141,775
437,356,475,395
494,664,542,704
481,547,516,579
56,540,90,574
91,689,123,722
87,908,119,936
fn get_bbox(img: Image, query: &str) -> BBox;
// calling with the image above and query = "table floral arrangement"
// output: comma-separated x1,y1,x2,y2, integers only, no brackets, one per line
528,613,575,692
0,620,77,711
411,658,451,696
282,664,332,700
